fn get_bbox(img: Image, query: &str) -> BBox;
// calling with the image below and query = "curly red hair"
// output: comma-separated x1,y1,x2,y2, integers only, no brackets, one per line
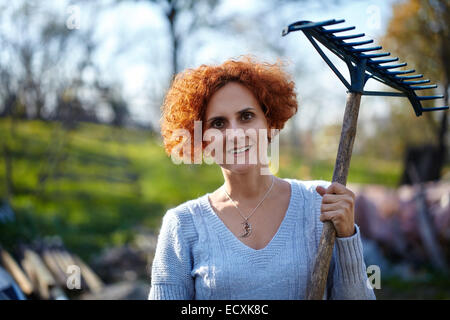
160,55,299,161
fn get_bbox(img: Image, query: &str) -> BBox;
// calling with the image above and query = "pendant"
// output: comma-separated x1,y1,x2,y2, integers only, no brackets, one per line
239,221,252,238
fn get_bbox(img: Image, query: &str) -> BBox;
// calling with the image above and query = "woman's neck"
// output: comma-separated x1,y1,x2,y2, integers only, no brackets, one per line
221,168,275,200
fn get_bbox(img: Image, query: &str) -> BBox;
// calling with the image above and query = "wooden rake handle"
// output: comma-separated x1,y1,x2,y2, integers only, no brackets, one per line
306,91,362,300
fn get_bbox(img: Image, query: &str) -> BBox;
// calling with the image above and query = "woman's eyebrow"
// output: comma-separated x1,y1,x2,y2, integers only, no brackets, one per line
206,107,256,123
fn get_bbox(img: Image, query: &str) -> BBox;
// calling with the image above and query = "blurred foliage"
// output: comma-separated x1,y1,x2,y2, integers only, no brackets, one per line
382,0,449,84
357,100,442,161
0,1,131,126
358,0,449,162
0,118,219,261
376,269,450,299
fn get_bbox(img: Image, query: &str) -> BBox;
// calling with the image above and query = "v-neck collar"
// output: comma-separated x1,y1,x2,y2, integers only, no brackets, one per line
200,178,299,255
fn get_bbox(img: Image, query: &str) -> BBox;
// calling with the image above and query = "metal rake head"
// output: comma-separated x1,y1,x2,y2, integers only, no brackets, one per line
282,18,449,116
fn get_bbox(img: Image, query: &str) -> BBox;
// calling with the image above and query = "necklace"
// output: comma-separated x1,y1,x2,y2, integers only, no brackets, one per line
222,175,275,238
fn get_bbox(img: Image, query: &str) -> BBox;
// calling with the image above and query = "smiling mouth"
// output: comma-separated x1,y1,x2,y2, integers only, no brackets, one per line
228,144,252,155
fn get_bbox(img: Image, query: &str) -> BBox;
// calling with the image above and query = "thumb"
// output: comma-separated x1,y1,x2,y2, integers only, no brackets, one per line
316,185,327,196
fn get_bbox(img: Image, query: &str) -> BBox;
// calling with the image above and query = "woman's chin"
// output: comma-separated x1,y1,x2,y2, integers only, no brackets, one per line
219,162,260,173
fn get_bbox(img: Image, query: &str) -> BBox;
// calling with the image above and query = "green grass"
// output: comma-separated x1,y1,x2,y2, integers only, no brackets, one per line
0,118,404,263
376,270,450,299
277,146,403,188
0,119,225,261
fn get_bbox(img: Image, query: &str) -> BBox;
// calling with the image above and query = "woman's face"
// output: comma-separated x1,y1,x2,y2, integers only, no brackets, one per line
203,81,271,173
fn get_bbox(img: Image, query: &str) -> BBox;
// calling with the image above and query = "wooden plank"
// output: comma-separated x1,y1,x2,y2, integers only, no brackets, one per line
41,249,67,286
21,248,57,299
73,255,104,294
0,248,34,295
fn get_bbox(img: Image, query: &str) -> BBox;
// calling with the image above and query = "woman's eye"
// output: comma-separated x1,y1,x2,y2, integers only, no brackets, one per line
242,112,254,120
212,120,224,128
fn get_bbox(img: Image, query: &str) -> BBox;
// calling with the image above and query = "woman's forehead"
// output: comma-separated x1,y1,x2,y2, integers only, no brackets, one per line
205,82,261,115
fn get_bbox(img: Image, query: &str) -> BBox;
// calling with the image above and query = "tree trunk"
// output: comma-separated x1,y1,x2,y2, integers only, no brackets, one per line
437,20,449,178
167,4,179,80
408,164,447,272
2,143,13,201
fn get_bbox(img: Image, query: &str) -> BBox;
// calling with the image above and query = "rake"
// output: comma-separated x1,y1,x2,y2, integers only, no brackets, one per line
281,18,448,300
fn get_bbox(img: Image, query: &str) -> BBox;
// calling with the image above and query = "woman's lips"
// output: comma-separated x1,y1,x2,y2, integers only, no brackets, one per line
229,144,253,156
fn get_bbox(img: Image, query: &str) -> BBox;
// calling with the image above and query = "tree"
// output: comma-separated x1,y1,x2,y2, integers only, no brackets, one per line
0,1,134,202
133,0,222,78
366,0,449,183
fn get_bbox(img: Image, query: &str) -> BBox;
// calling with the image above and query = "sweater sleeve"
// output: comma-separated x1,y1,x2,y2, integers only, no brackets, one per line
311,180,376,300
327,225,376,300
148,209,195,300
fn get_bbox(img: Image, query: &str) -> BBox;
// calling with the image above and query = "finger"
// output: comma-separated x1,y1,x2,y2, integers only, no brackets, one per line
316,185,327,196
326,182,349,195
321,194,341,203
320,202,342,212
321,193,354,205
319,210,342,222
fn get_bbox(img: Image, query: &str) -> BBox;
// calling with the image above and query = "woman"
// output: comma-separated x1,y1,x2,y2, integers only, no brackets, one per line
148,55,376,300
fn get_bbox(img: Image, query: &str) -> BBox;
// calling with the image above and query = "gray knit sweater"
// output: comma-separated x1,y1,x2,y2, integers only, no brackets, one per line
148,178,376,300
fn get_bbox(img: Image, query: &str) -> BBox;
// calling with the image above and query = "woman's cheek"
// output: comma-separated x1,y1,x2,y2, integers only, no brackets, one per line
202,130,222,157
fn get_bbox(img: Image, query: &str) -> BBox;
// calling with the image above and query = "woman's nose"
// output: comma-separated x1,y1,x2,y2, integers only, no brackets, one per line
225,125,247,146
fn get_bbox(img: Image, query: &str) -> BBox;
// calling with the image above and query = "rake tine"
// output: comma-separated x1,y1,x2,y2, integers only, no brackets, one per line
333,33,365,40
417,95,444,101
369,57,399,64
377,63,407,69
386,69,415,75
396,74,423,80
321,26,355,34
403,79,431,85
409,84,438,90
341,40,374,47
422,106,449,112
348,46,382,53
361,52,390,58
